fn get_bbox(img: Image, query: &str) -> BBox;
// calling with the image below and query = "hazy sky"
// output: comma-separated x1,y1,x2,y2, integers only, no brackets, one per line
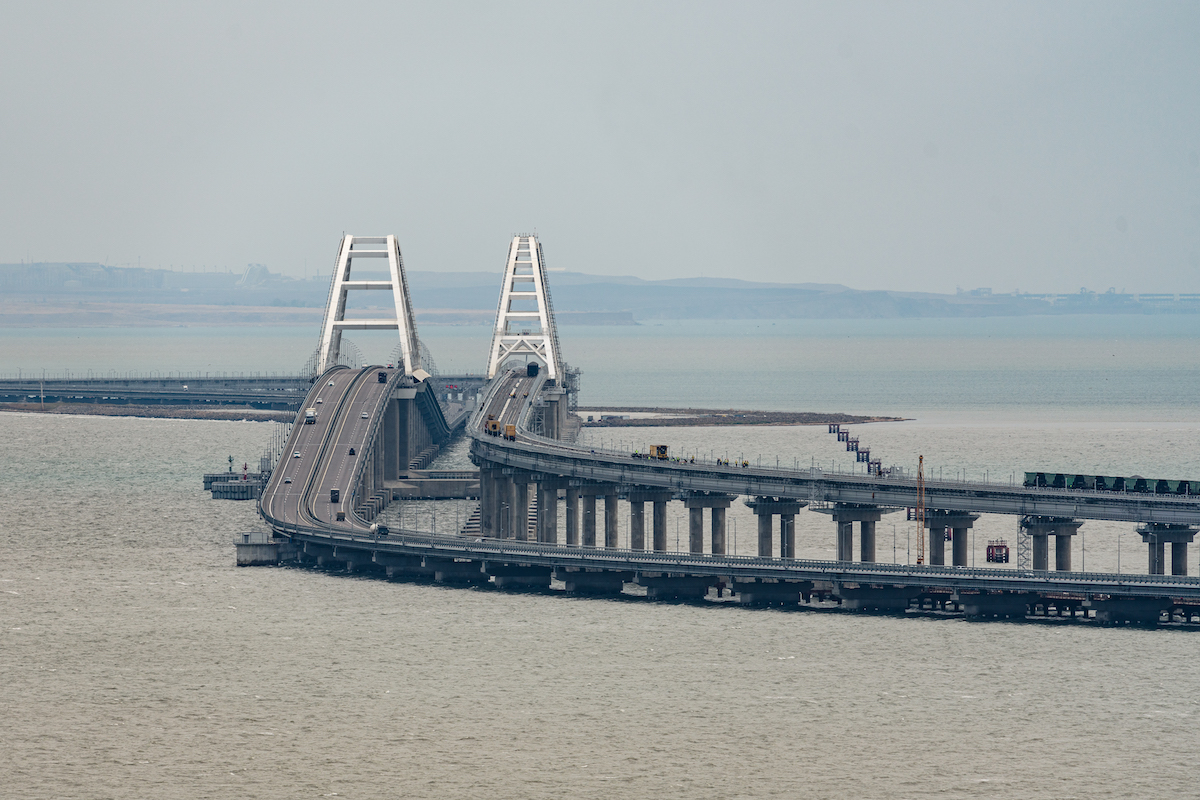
3,2,1198,292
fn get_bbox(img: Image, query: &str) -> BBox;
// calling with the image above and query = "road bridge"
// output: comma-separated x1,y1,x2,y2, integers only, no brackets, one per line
255,232,1200,626
0,373,486,416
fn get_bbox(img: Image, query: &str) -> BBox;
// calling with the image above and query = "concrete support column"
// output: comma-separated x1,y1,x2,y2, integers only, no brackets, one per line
652,500,668,552
604,493,618,548
582,494,597,547
480,467,496,538
711,507,727,555
1023,517,1080,572
685,493,736,555
757,513,773,558
538,482,558,545
1149,540,1166,575
1054,532,1073,571
817,504,883,563
837,522,854,562
926,512,977,567
629,500,646,550
511,479,529,541
1137,523,1197,576
565,488,579,546
952,527,969,567
689,507,704,553
745,497,805,559
860,520,877,563
927,525,945,566
1172,541,1189,577
1031,533,1049,571
780,514,795,559
383,399,400,481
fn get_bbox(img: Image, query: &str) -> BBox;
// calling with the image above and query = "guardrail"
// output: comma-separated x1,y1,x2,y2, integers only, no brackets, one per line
271,523,1200,599
470,427,1200,525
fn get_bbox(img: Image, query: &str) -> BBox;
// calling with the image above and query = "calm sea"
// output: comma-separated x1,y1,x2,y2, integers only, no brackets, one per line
3,315,1199,798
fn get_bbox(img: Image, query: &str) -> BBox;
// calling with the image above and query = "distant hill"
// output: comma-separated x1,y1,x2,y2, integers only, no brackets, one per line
2,262,1197,324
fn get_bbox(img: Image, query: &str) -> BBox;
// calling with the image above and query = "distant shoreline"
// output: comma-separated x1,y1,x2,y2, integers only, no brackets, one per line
0,301,637,327
0,402,291,422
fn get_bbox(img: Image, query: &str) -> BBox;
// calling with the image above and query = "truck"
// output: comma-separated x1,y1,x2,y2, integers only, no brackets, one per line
304,407,318,424
378,370,387,384
504,424,517,441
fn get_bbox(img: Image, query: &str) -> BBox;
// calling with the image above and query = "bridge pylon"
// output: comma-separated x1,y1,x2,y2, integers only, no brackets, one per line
486,234,563,381
316,235,425,378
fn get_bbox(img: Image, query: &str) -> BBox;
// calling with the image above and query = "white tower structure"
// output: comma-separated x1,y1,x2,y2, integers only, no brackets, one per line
486,234,563,380
316,235,425,377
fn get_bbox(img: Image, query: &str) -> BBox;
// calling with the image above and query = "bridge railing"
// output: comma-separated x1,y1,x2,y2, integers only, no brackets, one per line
474,420,1200,511
275,523,1200,595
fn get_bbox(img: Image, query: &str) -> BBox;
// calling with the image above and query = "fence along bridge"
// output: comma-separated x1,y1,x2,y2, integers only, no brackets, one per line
254,233,1200,626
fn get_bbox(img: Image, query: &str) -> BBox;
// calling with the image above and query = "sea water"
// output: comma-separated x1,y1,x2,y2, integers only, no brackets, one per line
2,315,1199,798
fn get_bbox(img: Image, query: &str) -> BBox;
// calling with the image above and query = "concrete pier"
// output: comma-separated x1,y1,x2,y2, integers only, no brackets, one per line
536,479,558,544
636,573,716,601
480,467,498,537
684,493,735,554
627,490,671,553
565,487,579,546
582,493,596,546
816,504,884,562
744,497,807,558
1022,516,1081,571
780,514,795,559
837,521,853,561
733,579,811,606
485,563,553,590
1091,597,1169,625
511,477,529,541
926,511,978,567
577,483,616,548
836,585,920,613
960,591,1035,619
235,531,280,565
604,492,619,548
1138,524,1197,576
629,499,645,550
428,557,487,584
653,499,668,552
556,568,632,595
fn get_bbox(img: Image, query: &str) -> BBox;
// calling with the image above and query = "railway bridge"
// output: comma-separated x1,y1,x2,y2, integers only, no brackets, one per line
256,232,1200,625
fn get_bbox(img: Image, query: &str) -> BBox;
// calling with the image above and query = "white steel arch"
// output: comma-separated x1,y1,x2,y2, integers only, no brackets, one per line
486,234,563,380
316,234,424,377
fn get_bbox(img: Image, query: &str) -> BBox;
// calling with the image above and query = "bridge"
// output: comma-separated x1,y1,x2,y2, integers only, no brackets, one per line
252,233,1200,626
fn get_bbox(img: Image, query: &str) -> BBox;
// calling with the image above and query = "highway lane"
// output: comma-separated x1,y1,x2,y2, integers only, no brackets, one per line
260,366,361,528
479,371,535,438
309,367,396,525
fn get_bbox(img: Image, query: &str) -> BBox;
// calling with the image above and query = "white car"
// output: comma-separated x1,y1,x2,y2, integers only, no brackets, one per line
328,381,335,387
316,398,323,404
284,477,292,484
361,412,368,419
293,451,301,458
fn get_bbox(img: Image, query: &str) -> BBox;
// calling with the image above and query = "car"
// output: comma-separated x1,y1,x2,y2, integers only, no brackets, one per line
284,477,292,484
328,381,335,387
316,398,323,404
293,451,301,458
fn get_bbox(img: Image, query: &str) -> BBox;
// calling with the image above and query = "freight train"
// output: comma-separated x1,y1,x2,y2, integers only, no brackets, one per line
1024,472,1195,495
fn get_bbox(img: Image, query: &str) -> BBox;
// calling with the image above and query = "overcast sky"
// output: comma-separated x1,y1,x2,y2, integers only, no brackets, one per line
2,1,1198,293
